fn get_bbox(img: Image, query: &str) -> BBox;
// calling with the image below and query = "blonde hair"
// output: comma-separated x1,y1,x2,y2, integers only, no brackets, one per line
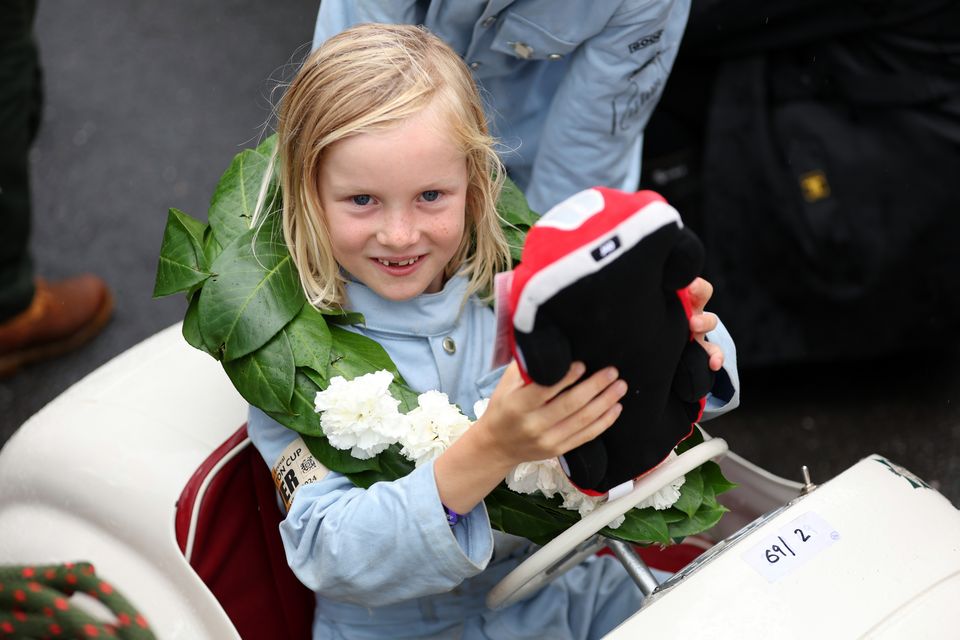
276,23,511,310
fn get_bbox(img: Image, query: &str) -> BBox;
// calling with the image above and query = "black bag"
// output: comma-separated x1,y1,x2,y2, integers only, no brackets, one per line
643,0,960,365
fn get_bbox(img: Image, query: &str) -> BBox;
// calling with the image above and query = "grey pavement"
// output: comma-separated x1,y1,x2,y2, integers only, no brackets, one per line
2,2,959,508
1,2,317,434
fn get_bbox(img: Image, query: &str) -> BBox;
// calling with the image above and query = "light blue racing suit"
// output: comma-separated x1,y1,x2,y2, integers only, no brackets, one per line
248,274,739,639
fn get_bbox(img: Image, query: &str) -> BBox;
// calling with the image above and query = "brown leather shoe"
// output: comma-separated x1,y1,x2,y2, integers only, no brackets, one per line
0,275,113,377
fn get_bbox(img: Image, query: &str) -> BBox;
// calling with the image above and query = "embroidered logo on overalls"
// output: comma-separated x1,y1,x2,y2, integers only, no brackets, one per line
272,437,329,510
627,29,663,54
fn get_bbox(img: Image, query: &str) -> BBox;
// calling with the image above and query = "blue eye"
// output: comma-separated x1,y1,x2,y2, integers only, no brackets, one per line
352,194,371,206
421,190,440,202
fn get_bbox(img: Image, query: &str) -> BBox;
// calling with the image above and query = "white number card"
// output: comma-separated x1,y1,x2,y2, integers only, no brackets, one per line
742,511,839,582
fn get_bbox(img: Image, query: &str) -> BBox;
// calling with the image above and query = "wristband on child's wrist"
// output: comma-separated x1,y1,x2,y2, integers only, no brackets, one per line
443,505,463,527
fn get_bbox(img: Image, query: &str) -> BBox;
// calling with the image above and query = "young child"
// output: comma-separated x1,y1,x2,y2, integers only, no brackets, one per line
248,23,740,639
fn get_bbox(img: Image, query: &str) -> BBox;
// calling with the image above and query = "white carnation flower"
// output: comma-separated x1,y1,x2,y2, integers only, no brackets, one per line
399,390,471,466
506,458,566,499
313,370,404,459
415,391,472,443
556,484,624,528
636,477,685,510
399,414,446,466
507,458,613,523
505,452,688,530
559,484,602,518
636,452,686,510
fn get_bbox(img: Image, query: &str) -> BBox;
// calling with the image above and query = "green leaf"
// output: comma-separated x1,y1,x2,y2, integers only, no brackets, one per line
496,175,539,228
502,225,526,266
203,225,223,267
268,370,324,436
672,467,705,518
199,219,305,361
676,425,705,454
667,502,729,539
484,490,503,526
328,325,401,379
253,134,279,161
324,310,366,326
700,460,737,496
153,208,211,297
300,366,326,390
222,328,295,413
658,507,689,524
486,487,572,544
303,433,381,475
346,446,414,488
495,176,539,266
603,508,671,545
503,488,579,524
390,382,420,414
285,304,332,377
379,446,415,477
208,142,280,248
303,436,379,474
182,291,219,359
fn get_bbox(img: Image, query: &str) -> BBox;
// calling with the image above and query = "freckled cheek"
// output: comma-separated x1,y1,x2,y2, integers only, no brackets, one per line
431,220,460,236
428,212,467,245
328,219,374,256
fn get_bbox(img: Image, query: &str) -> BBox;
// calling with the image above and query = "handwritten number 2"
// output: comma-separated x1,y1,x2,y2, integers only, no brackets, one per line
795,528,811,542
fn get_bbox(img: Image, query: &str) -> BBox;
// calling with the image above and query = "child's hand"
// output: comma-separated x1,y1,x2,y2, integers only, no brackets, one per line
474,361,628,470
687,277,724,372
435,361,626,515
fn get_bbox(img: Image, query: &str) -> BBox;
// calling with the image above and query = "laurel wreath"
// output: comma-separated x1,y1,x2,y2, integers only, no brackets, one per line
153,135,734,545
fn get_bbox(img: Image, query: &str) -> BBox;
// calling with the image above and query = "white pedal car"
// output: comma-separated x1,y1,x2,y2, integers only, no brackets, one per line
1,324,958,638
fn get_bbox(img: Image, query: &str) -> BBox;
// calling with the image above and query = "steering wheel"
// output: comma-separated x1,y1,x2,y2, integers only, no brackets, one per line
486,437,729,610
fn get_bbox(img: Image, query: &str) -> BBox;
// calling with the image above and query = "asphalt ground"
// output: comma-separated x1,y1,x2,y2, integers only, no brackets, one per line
3,2,959,508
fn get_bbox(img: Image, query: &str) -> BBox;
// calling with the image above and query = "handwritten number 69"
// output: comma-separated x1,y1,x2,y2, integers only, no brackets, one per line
764,529,813,563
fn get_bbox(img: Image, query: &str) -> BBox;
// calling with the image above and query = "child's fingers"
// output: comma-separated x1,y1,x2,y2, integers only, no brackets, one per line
540,367,624,429
510,361,587,409
542,361,588,400
547,375,627,446
555,401,624,455
687,277,714,311
698,338,725,371
689,311,718,335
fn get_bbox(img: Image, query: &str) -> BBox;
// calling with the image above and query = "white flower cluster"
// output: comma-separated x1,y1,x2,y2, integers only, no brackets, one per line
314,371,474,465
504,455,684,530
314,370,684,527
400,390,472,467
313,370,404,459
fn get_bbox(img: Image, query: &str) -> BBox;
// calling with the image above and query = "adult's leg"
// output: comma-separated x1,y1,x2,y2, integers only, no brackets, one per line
0,0,40,321
0,0,113,376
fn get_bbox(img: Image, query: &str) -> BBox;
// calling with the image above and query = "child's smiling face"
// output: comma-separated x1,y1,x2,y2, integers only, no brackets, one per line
318,100,468,301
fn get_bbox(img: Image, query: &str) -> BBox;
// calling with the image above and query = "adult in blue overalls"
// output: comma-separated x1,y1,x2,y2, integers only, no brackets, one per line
312,0,689,214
